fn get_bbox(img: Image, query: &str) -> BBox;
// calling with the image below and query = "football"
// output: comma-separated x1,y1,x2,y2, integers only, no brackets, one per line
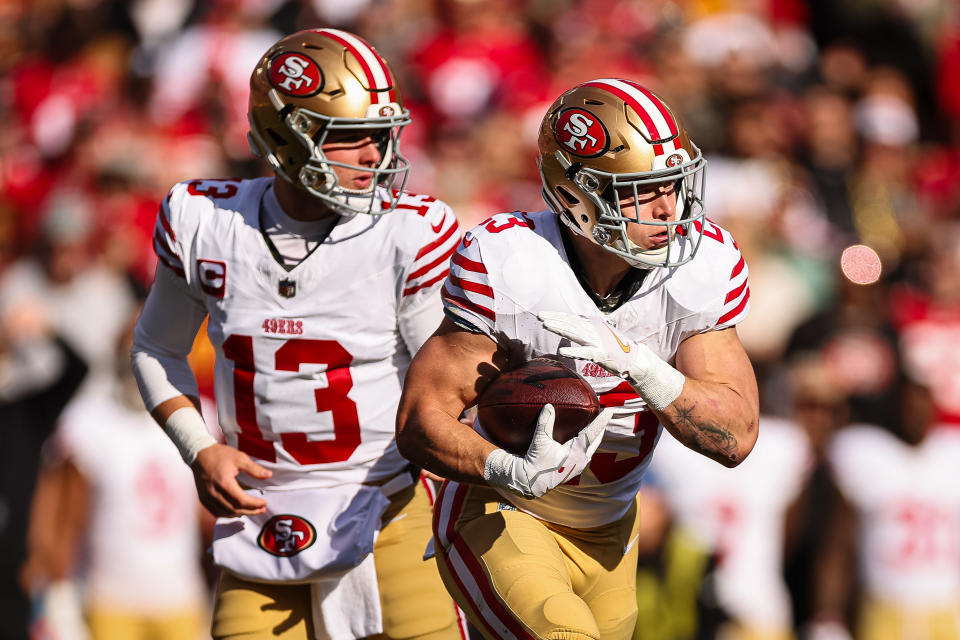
477,358,601,455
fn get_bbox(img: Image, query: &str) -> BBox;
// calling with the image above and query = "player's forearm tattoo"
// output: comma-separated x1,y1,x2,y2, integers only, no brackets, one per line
667,399,739,460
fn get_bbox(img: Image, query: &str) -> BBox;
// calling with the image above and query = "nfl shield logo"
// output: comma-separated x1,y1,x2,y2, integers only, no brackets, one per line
278,278,296,298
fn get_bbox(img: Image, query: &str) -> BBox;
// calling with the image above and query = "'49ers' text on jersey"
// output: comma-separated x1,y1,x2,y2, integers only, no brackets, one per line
153,177,460,489
441,210,749,528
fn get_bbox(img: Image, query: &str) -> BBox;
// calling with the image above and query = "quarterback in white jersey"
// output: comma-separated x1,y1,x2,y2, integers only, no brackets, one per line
131,29,466,640
397,79,758,640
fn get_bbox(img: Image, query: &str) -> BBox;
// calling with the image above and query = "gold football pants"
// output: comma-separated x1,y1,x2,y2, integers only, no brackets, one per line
432,481,641,640
857,597,960,640
85,607,206,640
212,478,467,639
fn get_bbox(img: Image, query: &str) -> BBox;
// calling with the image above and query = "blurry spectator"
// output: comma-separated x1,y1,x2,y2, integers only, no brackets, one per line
648,413,813,639
781,357,851,634
652,30,723,153
632,482,727,640
0,205,18,272
21,315,212,640
682,10,779,100
800,85,858,238
707,92,833,366
812,374,960,640
786,261,899,427
542,0,657,91
408,0,547,127
935,19,960,137
0,191,136,400
889,222,960,428
148,0,281,159
847,67,922,264
810,0,942,134
815,41,869,99
127,0,195,49
0,299,87,640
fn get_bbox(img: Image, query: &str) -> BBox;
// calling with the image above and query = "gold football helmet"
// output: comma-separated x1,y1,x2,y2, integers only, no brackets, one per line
248,28,411,215
538,79,707,268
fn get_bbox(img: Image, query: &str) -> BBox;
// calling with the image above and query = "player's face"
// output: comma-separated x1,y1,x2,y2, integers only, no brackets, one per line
616,182,678,251
321,129,385,192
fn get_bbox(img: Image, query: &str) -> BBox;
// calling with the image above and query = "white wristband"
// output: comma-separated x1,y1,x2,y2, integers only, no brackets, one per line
482,448,518,492
626,356,686,411
163,407,217,464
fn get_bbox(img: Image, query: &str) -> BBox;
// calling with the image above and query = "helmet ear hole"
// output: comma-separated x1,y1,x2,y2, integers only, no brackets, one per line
555,185,579,206
266,128,287,146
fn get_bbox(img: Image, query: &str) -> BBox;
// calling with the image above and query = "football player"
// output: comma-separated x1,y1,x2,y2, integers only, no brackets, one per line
131,29,467,640
812,376,960,640
396,79,759,640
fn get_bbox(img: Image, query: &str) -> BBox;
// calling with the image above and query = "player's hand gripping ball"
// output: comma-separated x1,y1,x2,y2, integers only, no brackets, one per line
477,358,601,455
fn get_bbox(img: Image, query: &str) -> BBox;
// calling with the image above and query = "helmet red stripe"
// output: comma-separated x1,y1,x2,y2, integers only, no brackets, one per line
624,80,678,136
583,80,663,143
316,29,396,103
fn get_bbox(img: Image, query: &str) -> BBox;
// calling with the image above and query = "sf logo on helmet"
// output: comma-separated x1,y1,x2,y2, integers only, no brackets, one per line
268,52,323,97
554,108,609,157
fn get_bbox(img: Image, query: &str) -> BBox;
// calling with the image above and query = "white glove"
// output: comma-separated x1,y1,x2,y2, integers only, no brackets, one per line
538,311,685,411
483,403,611,499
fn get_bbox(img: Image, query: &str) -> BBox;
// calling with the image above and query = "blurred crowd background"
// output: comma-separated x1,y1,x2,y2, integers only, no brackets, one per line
1,0,959,638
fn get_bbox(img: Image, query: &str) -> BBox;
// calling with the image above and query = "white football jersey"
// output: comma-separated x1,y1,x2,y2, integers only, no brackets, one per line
649,417,812,629
56,396,206,613
153,177,460,489
828,424,960,606
443,210,749,527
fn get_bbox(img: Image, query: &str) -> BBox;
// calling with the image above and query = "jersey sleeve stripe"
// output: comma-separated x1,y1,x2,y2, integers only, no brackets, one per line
153,240,185,277
442,285,495,322
402,268,449,298
414,222,458,260
407,239,458,283
724,279,747,304
153,227,178,260
731,256,745,279
718,286,750,325
448,272,494,298
158,207,177,243
451,251,487,274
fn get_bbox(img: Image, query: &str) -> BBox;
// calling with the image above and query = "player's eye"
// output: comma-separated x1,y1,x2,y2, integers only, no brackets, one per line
370,129,391,157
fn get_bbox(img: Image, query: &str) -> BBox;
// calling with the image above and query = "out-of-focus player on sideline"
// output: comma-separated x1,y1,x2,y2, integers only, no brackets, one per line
650,416,812,639
131,28,467,640
397,79,759,639
24,318,210,640
811,375,960,640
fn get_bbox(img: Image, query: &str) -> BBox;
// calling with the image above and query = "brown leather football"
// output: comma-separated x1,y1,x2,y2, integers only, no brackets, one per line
477,358,601,455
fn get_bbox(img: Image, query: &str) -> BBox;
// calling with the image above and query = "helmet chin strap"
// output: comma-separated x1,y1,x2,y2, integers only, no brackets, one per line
620,237,670,268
